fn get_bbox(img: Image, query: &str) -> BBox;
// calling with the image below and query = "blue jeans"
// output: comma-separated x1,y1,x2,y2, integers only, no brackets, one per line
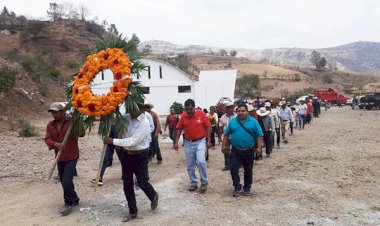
298,114,306,129
58,159,79,205
184,138,208,186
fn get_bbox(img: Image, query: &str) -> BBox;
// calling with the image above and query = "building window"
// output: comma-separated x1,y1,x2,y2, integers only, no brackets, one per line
178,86,191,93
141,87,150,94
159,65,162,79
147,66,151,79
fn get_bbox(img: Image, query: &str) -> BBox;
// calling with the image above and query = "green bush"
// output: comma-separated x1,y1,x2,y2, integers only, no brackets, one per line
0,65,17,93
323,74,333,84
18,119,37,137
66,61,80,69
38,83,49,96
171,102,184,114
294,74,301,82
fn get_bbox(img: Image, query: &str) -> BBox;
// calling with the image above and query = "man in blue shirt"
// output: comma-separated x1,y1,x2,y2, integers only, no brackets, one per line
222,104,263,197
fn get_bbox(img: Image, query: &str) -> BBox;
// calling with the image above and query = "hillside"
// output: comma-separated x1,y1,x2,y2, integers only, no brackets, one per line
140,40,380,75
0,17,106,126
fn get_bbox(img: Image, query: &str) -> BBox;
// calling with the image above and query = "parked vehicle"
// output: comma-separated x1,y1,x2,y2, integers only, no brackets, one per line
314,88,349,105
357,95,365,109
359,93,380,110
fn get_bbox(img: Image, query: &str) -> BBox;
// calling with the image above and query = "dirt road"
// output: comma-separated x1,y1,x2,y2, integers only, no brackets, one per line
0,107,379,225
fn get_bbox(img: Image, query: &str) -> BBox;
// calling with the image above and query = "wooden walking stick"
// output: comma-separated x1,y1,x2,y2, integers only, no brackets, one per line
48,123,73,180
94,125,111,191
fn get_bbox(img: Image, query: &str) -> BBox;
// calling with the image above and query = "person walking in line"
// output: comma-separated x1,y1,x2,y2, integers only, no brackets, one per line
279,101,294,143
144,101,163,165
174,99,211,193
45,102,84,216
103,102,159,222
257,107,275,157
306,98,313,124
271,101,282,149
218,102,237,171
206,106,219,149
222,104,263,197
164,108,179,149
297,99,307,129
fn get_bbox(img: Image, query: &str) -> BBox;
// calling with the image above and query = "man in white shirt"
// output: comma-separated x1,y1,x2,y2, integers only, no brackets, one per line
218,102,237,171
278,101,294,143
297,99,307,129
103,105,158,222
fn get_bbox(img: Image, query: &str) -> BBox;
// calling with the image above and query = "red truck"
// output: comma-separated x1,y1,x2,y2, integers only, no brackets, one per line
314,88,349,105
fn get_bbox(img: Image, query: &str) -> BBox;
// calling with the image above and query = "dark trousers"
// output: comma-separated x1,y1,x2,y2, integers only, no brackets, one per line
290,122,294,134
122,150,156,215
150,133,162,161
229,147,255,191
210,126,217,147
224,141,231,168
169,128,176,146
306,114,312,124
275,128,280,146
58,159,79,205
263,131,273,155
100,145,124,180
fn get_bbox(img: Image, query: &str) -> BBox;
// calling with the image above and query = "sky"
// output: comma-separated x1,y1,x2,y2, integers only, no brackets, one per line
2,0,380,49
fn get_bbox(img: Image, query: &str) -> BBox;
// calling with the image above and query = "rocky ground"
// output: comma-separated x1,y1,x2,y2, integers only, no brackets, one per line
0,106,379,226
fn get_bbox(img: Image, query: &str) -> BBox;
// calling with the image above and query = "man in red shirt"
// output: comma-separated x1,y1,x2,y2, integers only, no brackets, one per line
306,98,313,125
174,99,211,193
45,102,83,216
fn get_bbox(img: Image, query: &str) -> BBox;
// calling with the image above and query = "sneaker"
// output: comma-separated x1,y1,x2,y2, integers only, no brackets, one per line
122,213,138,222
241,190,252,196
188,185,197,191
151,192,159,210
266,154,271,158
233,189,241,197
60,204,73,216
222,167,230,171
200,184,207,193
157,160,162,165
277,145,280,149
90,178,103,186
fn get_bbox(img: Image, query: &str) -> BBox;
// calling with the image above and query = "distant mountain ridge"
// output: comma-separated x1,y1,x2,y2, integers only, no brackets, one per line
139,40,380,75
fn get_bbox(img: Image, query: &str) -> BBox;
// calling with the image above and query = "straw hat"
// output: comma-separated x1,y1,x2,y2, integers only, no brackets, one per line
279,101,286,106
143,100,154,108
257,107,270,116
225,102,234,107
247,104,254,112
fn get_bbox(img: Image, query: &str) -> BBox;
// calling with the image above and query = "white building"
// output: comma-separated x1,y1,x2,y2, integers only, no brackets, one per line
92,58,236,115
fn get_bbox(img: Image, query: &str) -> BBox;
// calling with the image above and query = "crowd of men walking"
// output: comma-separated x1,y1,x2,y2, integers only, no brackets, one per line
44,96,324,221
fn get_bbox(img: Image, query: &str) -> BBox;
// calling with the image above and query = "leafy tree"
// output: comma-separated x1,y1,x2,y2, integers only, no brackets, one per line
142,44,152,55
27,20,46,39
310,50,321,69
220,49,227,56
171,102,184,114
0,65,18,93
229,50,237,57
1,6,9,16
236,74,261,97
47,2,63,21
318,57,326,69
108,24,119,36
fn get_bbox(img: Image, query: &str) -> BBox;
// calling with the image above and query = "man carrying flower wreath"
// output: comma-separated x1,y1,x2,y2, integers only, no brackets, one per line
45,102,84,216
103,101,159,222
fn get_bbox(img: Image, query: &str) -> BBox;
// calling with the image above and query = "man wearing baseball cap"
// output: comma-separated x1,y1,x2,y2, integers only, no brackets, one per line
45,102,84,216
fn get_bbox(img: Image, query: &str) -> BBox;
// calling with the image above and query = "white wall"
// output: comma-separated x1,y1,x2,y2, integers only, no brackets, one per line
135,58,195,115
194,70,236,109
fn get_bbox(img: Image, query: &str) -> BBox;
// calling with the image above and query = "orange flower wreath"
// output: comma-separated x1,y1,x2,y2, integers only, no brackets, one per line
71,48,132,116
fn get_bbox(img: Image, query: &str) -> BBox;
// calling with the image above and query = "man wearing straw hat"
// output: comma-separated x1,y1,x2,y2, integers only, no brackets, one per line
45,102,82,216
257,106,275,157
